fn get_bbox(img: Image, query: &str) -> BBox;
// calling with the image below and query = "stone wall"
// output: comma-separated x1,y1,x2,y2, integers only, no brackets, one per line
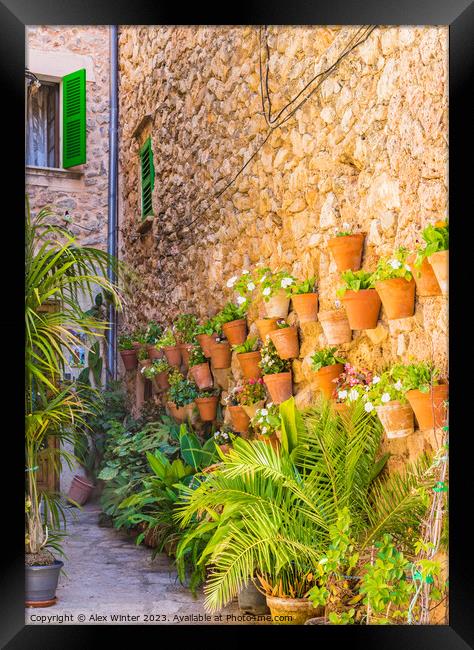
26,25,110,249
117,26,448,467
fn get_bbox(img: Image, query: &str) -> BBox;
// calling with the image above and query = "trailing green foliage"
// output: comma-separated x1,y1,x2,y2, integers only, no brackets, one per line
415,222,449,267
311,347,345,372
337,270,375,297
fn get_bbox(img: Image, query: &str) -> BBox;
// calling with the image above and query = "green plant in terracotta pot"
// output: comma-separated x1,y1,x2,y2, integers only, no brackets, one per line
167,369,198,422
269,319,299,360
174,313,199,369
156,328,181,367
131,326,147,350
260,339,292,404
233,336,262,379
249,402,280,449
372,247,415,320
337,269,381,330
141,358,171,391
414,221,448,295
195,387,221,422
215,301,248,346
255,267,296,319
188,345,213,389
118,334,137,371
237,377,266,419
311,347,345,400
195,317,221,358
290,276,319,324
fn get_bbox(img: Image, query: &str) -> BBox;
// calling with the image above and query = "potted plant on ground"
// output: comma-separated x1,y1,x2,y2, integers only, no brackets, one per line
328,225,365,272
137,346,150,367
174,313,199,370
233,336,262,379
260,339,292,404
290,277,319,324
196,388,221,422
363,371,415,439
188,345,214,389
195,317,221,358
156,328,181,367
210,334,232,369
338,269,381,330
256,267,296,319
215,301,248,346
249,403,281,449
237,378,267,418
390,362,448,431
311,348,345,399
118,334,137,370
318,305,352,345
269,319,300,360
167,369,198,422
144,320,163,360
372,247,416,320
225,387,251,435
414,221,448,296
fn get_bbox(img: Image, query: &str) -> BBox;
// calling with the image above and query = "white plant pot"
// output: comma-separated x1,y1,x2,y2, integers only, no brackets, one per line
264,290,290,319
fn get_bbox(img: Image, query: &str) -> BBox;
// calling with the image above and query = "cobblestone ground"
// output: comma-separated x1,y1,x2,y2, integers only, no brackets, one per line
26,503,268,626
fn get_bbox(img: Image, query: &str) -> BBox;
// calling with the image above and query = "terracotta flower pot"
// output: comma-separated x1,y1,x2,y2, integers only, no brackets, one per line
167,401,193,423
210,340,232,369
237,350,262,379
120,349,137,371
189,362,214,389
163,345,182,368
132,341,144,351
263,372,293,404
318,310,352,345
147,344,163,361
179,343,195,371
265,595,323,625
407,253,441,297
219,444,231,455
256,318,280,342
222,319,248,346
196,333,218,358
138,358,151,368
67,475,94,506
428,250,448,295
406,384,449,431
228,405,250,434
342,289,381,330
258,432,280,450
376,401,415,439
328,233,365,272
241,399,265,419
315,363,344,400
264,290,290,319
153,371,170,392
375,277,416,320
196,395,219,422
269,327,299,360
291,293,319,324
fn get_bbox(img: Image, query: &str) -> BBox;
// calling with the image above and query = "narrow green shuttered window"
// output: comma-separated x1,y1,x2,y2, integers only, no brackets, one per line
140,137,155,219
62,68,86,168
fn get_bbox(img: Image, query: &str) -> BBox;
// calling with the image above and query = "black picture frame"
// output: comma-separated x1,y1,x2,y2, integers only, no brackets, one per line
2,0,473,646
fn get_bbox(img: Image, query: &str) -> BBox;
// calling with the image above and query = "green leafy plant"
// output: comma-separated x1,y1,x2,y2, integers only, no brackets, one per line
255,267,296,300
145,321,162,345
141,359,170,379
174,314,199,344
249,403,280,438
155,328,176,349
259,339,291,375
237,378,266,406
364,371,408,409
118,334,134,350
168,373,199,407
232,336,258,354
212,427,235,446
337,270,375,297
189,345,207,367
415,221,449,267
137,347,148,361
290,277,317,295
371,247,413,283
390,362,440,394
215,301,247,326
275,319,289,329
131,326,147,344
311,347,345,372
196,317,221,336
226,270,256,307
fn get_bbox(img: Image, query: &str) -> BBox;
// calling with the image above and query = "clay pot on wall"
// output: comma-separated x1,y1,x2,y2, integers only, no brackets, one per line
342,289,381,330
264,290,290,319
375,277,416,320
237,351,262,380
132,341,144,351
189,362,214,389
263,372,293,404
210,340,232,369
258,432,280,451
67,475,94,506
291,293,319,324
147,344,163,361
222,319,247,346
256,318,280,342
269,327,300,359
196,333,218,358
406,384,449,431
138,358,151,368
153,372,170,392
228,405,250,435
407,254,442,297
328,233,365,272
196,395,219,422
167,401,193,423
428,250,448,295
120,349,137,371
318,310,352,345
241,399,265,419
376,401,415,439
179,343,195,371
265,595,324,626
163,345,182,368
314,363,344,400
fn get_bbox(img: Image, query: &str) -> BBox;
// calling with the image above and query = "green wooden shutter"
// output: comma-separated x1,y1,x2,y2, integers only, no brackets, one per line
62,69,86,168
140,137,155,219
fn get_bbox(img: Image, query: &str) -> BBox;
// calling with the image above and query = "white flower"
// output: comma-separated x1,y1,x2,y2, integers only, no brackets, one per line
260,408,268,416
365,385,370,392
394,380,403,391
281,277,294,288
226,276,238,288
247,282,255,291
342,222,350,230
389,259,402,269
258,418,264,424
381,393,391,403
236,296,246,305
338,390,348,400
262,287,271,296
405,264,411,271
267,402,273,408
372,376,380,384
362,394,368,401
261,426,268,434
260,275,267,284
364,401,374,412
348,389,359,401
242,270,250,275
213,431,220,439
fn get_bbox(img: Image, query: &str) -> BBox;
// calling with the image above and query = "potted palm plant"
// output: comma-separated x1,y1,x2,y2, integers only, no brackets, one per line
118,334,137,370
260,339,292,404
237,378,266,418
269,320,300,359
188,345,214,389
233,336,262,379
215,301,248,346
195,388,220,422
372,247,416,320
414,221,448,296
256,267,296,319
311,348,345,399
338,270,381,330
328,226,365,272
290,277,319,324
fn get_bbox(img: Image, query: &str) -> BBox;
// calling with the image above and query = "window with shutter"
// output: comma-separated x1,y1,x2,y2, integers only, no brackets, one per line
140,137,155,219
62,68,86,168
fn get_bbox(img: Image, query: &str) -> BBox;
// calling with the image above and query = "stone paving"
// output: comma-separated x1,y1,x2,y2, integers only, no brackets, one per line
26,503,267,626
